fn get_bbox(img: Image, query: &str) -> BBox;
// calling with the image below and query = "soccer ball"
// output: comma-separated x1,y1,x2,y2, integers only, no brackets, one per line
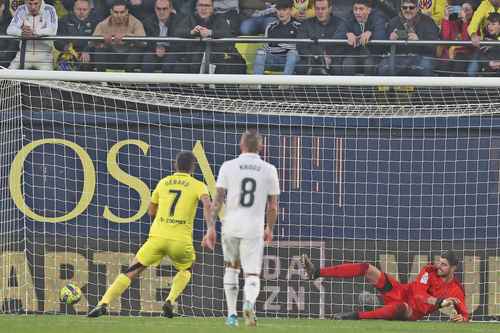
59,283,82,305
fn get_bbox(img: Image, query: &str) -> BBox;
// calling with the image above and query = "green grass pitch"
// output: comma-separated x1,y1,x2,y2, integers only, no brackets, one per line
1,315,499,333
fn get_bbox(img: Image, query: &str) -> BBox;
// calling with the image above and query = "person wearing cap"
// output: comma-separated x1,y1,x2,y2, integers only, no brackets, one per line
301,250,468,321
378,0,439,76
253,0,301,75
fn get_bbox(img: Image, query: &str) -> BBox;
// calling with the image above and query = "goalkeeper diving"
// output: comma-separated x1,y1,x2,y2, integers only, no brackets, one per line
301,250,468,322
88,151,215,318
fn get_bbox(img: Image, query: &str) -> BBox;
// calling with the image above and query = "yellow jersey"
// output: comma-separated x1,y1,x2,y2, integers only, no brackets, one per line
149,172,208,243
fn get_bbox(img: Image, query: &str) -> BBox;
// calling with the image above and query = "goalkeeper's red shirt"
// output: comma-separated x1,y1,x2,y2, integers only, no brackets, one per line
406,264,468,321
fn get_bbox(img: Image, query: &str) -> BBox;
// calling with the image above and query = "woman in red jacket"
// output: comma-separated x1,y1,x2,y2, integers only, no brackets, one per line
440,2,475,75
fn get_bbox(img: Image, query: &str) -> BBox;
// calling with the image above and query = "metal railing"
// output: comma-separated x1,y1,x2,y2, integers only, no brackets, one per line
0,35,498,72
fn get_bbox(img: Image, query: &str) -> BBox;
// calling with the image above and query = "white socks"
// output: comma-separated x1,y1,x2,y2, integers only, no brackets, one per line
224,267,240,317
243,275,260,306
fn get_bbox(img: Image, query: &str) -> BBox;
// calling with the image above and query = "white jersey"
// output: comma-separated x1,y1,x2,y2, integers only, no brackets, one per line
216,153,280,238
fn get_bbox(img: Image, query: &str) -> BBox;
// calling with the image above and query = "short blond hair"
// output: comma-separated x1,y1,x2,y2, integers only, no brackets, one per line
241,129,262,153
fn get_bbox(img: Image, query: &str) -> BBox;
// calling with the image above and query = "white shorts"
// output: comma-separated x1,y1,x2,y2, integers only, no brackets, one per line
221,235,264,275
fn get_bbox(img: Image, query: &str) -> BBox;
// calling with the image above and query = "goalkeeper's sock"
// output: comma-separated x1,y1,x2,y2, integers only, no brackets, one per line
224,267,240,317
166,270,192,303
320,263,369,278
358,303,407,320
243,275,260,305
100,273,131,305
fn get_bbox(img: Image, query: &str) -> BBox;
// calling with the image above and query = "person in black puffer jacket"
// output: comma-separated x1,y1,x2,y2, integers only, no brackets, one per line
297,0,344,75
176,0,246,74
54,0,102,70
378,0,439,76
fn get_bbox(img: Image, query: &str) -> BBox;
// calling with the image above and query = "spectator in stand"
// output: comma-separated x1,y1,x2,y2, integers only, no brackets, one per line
378,0,440,76
7,0,58,70
334,0,386,76
142,0,184,72
468,12,500,75
418,0,446,26
293,0,314,21
468,0,500,47
92,0,145,72
0,0,19,68
253,0,300,75
239,0,277,35
297,0,344,75
440,1,475,75
176,0,246,73
55,0,101,70
214,0,241,35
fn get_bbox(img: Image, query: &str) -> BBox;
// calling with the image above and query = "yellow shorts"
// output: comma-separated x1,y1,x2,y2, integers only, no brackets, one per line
136,237,195,271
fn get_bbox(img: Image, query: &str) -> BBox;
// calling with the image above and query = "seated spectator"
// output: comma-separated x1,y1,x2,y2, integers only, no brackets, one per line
253,0,300,75
468,12,500,75
297,0,343,75
378,0,439,76
440,1,475,75
7,0,58,70
55,0,100,71
0,0,18,68
92,0,146,72
239,0,276,35
418,0,446,26
334,0,386,76
214,0,241,35
293,0,314,21
142,0,184,73
468,0,500,47
176,0,246,74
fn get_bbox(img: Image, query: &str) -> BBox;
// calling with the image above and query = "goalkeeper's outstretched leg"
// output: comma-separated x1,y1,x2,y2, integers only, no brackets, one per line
300,254,411,320
300,251,468,322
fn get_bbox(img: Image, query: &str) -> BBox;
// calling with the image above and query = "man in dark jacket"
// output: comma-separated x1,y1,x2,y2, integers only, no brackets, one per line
334,0,386,75
296,0,343,75
378,0,439,76
176,0,246,74
142,0,184,72
55,0,101,70
253,0,301,75
0,0,18,68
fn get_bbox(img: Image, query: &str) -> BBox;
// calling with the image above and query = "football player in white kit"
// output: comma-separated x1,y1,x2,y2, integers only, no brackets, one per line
204,130,280,327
